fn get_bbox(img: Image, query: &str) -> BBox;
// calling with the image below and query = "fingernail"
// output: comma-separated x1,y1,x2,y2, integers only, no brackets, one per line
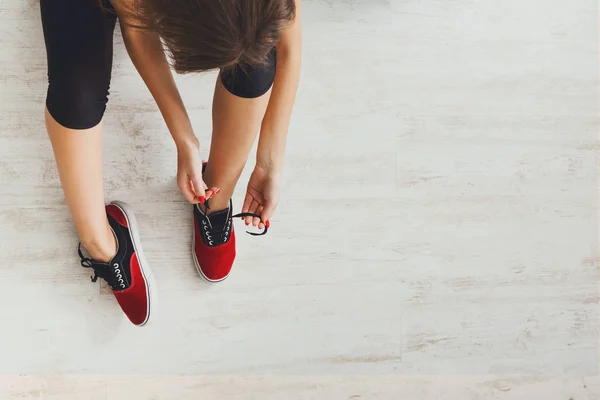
215,188,221,195
199,196,205,203
265,220,271,228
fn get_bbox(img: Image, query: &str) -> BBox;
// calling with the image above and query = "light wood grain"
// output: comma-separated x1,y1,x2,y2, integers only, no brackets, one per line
0,0,598,398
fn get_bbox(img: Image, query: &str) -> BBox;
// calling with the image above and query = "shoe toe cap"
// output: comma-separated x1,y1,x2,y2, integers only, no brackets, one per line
113,285,150,326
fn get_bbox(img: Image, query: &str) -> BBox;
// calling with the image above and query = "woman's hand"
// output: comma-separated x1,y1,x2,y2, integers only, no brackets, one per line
241,165,281,230
176,138,219,204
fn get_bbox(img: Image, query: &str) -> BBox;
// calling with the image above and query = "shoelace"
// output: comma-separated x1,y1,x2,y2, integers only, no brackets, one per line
201,211,268,247
78,244,125,290
203,198,268,242
233,211,269,236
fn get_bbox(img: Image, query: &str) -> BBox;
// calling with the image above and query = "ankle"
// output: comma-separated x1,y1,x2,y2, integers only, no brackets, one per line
201,198,229,216
81,227,117,263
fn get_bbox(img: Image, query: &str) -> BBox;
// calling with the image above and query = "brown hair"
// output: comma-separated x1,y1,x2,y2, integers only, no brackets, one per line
128,0,296,73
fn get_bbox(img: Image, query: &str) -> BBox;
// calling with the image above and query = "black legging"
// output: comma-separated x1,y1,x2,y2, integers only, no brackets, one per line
40,0,277,130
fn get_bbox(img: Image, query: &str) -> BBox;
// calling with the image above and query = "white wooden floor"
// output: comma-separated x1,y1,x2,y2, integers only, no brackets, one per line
0,0,598,398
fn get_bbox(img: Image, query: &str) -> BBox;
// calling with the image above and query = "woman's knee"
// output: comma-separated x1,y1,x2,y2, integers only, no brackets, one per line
46,74,111,130
220,48,277,99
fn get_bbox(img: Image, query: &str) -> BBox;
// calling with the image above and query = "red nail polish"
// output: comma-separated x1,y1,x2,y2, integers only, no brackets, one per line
199,196,205,203
265,220,271,228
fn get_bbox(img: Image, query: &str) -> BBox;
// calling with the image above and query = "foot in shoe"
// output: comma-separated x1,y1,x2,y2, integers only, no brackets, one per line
192,163,268,282
78,201,153,326
193,199,268,282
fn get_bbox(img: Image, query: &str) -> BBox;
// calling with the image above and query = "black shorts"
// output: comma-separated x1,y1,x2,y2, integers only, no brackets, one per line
40,0,276,130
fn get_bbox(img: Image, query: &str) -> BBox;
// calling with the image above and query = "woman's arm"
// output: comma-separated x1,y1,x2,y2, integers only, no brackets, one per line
111,1,214,204
255,0,302,173
112,1,196,148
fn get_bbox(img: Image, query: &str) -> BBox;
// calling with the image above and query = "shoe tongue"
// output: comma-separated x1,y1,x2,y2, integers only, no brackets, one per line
208,208,230,228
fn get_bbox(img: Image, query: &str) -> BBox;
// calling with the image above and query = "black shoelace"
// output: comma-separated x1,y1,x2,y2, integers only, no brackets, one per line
232,212,269,236
78,244,126,291
202,199,268,246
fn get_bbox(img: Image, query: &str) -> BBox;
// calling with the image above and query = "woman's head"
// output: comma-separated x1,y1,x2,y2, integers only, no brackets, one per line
137,0,296,73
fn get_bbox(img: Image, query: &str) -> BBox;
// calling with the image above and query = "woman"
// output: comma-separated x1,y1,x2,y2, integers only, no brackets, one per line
40,0,301,326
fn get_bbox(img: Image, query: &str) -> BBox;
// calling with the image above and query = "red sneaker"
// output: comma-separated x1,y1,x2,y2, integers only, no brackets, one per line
78,201,154,326
192,189,268,282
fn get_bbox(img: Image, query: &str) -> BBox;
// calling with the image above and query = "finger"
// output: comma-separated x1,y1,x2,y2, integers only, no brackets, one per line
245,199,259,225
242,194,255,224
261,200,277,228
190,175,207,203
252,205,264,227
257,204,266,229
242,192,253,214
205,186,220,200
178,177,198,204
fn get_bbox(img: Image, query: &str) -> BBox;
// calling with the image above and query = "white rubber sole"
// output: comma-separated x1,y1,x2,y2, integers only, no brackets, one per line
111,200,156,326
192,221,230,283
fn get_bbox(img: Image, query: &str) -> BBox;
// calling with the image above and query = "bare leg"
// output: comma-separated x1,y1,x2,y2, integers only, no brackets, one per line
46,108,116,262
202,76,272,213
